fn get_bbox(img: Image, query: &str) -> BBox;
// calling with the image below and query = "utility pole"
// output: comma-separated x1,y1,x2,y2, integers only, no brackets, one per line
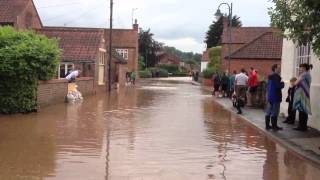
108,0,113,92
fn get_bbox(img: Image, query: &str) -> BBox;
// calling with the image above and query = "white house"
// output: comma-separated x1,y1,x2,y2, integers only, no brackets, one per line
281,39,320,130
201,50,209,72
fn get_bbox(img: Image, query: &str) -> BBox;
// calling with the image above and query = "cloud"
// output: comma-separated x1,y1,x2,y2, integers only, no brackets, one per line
34,0,273,53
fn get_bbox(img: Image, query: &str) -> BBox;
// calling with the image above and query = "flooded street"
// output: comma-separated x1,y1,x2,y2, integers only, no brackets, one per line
0,78,320,180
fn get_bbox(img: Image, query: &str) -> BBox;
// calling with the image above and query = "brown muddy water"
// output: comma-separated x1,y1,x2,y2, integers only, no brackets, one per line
0,78,320,180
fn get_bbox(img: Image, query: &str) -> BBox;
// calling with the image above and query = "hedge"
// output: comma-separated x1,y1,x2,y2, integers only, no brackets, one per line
139,70,152,78
0,27,61,114
148,67,169,78
202,68,215,79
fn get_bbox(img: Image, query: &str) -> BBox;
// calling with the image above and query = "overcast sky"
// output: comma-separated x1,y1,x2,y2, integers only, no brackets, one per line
34,0,273,53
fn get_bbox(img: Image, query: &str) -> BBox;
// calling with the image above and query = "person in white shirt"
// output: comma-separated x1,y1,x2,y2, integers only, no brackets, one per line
66,70,81,83
234,69,249,114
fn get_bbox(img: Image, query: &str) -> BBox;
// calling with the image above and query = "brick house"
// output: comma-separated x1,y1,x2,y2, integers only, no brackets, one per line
0,0,42,29
0,0,139,106
156,52,182,66
221,23,283,78
0,0,139,90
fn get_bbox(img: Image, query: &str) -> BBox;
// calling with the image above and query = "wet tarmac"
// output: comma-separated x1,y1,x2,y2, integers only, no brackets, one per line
0,78,320,180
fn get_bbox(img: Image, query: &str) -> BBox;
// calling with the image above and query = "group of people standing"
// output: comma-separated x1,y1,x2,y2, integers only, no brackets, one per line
212,67,259,115
212,63,313,132
265,63,312,132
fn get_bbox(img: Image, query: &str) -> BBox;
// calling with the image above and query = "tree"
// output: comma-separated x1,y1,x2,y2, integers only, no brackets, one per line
269,0,320,55
0,27,61,114
139,29,163,67
163,46,202,63
205,15,242,48
207,46,222,73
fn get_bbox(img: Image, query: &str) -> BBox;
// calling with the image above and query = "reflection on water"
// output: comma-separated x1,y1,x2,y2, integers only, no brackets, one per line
0,78,319,180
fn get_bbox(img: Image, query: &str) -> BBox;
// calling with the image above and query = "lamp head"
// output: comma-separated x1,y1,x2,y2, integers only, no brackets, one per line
214,9,223,20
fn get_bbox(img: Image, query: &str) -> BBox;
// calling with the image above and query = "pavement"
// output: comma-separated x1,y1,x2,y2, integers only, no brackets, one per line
195,82,320,167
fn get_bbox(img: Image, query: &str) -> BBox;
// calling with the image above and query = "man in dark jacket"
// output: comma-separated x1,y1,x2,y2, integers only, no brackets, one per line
265,64,285,130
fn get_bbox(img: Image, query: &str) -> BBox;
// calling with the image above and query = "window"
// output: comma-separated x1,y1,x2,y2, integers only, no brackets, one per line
58,63,74,78
116,49,129,60
295,44,311,76
98,51,106,85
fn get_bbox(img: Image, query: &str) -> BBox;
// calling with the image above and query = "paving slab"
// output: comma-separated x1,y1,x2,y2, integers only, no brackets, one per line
200,85,320,167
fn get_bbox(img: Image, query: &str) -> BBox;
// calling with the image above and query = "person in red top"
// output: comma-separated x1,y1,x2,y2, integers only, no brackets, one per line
247,67,259,106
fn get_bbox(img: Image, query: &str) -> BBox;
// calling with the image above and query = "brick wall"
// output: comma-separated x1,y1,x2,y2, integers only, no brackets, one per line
16,0,42,29
37,79,68,107
76,77,95,96
226,59,281,79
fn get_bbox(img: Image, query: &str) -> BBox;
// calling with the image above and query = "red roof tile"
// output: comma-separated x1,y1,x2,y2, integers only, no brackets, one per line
222,27,275,44
0,0,30,22
230,32,283,59
37,27,104,62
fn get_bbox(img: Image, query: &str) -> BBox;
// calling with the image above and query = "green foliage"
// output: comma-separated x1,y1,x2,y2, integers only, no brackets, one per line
205,16,242,48
138,55,145,70
148,67,169,77
0,26,61,114
139,29,163,67
202,68,215,79
207,46,221,72
139,70,152,78
156,64,179,73
269,0,320,56
162,46,202,63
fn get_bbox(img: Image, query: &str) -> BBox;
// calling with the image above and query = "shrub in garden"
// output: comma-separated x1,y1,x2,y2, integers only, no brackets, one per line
139,70,152,78
148,67,169,78
0,27,61,114
202,68,215,79
157,64,179,73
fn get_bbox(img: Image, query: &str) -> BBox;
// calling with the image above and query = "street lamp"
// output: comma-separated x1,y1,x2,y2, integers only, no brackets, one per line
132,8,138,25
215,3,233,74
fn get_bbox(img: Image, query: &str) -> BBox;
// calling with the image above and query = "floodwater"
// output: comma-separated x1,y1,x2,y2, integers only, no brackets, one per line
0,78,320,180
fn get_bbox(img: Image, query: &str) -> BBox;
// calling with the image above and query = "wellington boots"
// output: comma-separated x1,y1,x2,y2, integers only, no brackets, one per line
265,116,271,130
271,116,283,131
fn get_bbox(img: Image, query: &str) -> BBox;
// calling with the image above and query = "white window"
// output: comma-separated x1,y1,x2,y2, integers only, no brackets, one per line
295,44,311,76
58,63,74,78
116,49,129,60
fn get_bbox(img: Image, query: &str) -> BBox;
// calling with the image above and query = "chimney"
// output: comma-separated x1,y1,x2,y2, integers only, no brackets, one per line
133,19,139,31
222,17,229,30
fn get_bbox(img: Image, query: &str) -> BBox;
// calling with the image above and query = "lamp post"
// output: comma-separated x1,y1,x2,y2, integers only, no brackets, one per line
108,0,113,92
132,8,138,25
215,2,233,74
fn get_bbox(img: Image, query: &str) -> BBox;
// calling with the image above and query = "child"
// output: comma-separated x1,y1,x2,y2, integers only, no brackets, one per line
283,77,297,124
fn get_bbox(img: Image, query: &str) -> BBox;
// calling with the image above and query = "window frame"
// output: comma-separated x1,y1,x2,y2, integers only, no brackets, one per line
58,63,74,79
295,44,311,77
116,49,129,60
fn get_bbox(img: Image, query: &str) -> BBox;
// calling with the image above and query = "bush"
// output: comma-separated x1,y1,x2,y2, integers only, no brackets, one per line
0,26,61,114
148,67,169,78
207,46,221,72
139,70,152,78
156,64,179,73
202,68,215,79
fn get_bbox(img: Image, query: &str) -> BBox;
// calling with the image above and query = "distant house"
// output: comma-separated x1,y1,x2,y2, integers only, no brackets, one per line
221,21,283,77
156,52,182,66
0,0,139,91
0,0,42,29
201,49,209,72
280,39,320,131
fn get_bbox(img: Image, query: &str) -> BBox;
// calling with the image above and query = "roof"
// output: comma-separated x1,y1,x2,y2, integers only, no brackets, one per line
222,27,275,44
202,50,209,62
0,0,30,23
37,27,104,62
229,32,283,60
